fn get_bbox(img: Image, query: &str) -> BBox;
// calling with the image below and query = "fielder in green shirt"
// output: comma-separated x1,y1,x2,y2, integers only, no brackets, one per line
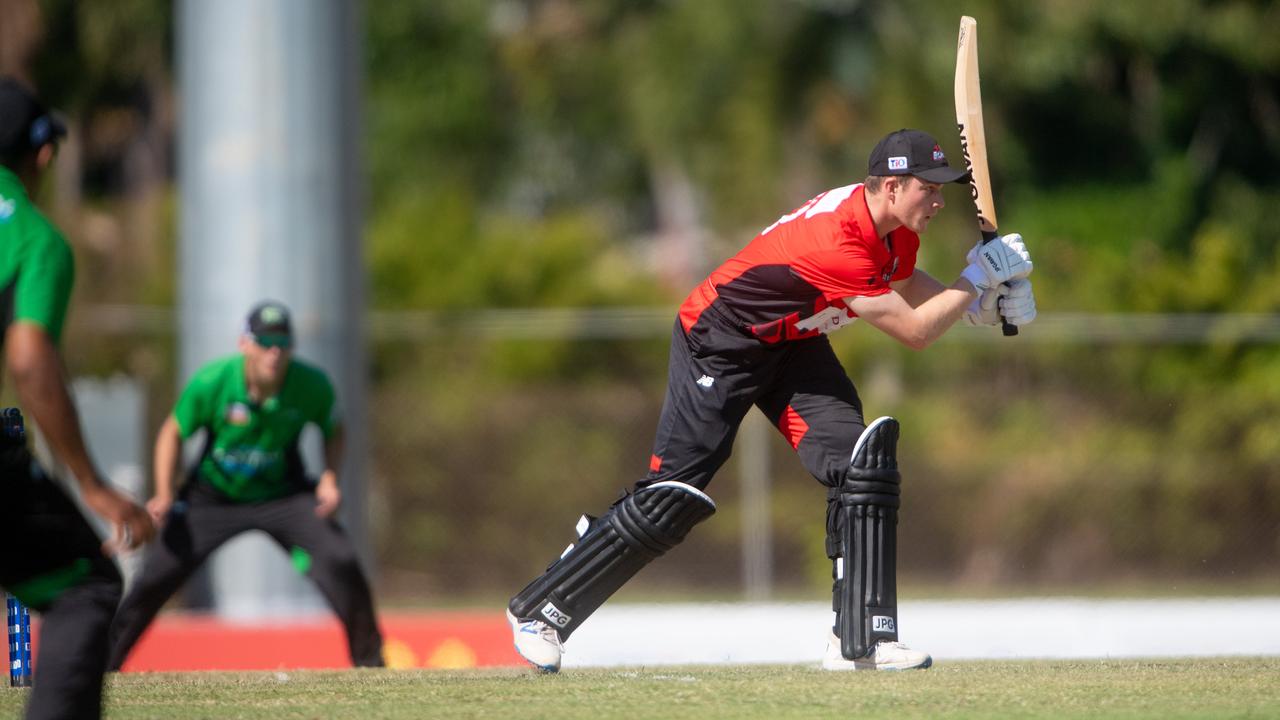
108,301,384,669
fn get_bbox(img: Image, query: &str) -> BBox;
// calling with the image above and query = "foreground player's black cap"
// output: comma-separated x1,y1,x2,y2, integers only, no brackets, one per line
867,128,970,184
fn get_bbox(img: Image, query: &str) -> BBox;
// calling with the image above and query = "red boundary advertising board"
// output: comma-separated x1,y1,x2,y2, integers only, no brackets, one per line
88,611,523,671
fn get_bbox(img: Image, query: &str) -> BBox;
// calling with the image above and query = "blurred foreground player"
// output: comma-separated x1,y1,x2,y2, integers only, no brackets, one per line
108,301,384,669
507,129,1036,671
0,76,155,719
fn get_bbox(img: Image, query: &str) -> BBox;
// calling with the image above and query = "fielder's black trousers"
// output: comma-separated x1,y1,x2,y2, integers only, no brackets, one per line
0,444,123,720
107,482,384,670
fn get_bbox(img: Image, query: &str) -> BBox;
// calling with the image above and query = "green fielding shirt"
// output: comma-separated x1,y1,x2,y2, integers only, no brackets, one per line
175,354,340,503
0,166,75,344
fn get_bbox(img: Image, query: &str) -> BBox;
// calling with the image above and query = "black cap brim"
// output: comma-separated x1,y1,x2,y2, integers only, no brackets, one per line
915,165,971,184
916,163,972,183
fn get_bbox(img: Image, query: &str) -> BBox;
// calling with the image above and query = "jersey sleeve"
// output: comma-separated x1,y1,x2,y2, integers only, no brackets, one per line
14,228,74,344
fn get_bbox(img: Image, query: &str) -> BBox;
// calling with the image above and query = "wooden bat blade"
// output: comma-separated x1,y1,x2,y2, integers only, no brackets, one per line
955,15,999,234
956,15,1017,336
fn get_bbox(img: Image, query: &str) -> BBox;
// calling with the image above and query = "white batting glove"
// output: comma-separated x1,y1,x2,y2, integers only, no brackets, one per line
999,277,1037,326
963,286,1002,326
961,233,1033,291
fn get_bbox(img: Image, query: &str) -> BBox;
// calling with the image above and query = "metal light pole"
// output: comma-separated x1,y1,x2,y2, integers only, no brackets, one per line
178,0,367,619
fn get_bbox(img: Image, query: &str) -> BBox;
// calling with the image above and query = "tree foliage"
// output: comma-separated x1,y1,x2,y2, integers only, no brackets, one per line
23,0,1280,596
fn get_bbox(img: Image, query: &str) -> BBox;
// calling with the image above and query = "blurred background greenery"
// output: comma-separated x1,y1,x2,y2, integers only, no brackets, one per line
3,0,1278,603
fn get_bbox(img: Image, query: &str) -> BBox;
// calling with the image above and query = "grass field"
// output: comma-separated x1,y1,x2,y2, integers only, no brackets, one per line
4,659,1278,719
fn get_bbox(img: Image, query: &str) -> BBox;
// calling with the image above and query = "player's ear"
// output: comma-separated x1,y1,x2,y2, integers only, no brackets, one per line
35,143,55,171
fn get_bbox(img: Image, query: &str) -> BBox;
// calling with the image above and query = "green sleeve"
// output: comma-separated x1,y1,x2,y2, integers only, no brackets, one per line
15,228,74,344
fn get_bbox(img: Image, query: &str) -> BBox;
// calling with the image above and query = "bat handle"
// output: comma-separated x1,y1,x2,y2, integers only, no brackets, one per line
980,229,1019,337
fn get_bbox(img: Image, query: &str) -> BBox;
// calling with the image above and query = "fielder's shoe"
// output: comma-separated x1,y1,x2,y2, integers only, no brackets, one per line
506,609,563,672
821,632,932,671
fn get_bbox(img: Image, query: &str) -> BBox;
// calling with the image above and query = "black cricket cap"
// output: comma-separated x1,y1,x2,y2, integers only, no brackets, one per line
867,128,969,184
245,300,293,349
0,77,67,160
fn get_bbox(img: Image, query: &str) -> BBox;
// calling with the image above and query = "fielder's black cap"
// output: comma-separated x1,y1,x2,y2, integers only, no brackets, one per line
245,300,293,349
867,128,969,184
0,77,67,160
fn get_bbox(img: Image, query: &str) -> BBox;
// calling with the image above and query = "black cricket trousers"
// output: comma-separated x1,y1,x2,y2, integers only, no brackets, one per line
644,314,868,492
107,481,384,670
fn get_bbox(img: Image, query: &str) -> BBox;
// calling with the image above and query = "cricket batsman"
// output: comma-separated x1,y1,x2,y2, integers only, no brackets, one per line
506,129,1037,671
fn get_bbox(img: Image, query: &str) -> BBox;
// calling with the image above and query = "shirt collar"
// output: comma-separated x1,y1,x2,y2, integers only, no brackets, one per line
848,184,879,244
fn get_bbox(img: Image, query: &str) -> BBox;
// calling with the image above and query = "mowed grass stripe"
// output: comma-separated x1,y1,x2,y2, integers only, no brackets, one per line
3,659,1276,719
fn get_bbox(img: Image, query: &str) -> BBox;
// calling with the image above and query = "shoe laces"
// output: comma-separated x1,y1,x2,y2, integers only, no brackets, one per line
521,619,564,650
871,640,912,657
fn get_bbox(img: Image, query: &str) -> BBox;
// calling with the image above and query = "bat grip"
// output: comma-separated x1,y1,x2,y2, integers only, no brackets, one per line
980,229,1019,337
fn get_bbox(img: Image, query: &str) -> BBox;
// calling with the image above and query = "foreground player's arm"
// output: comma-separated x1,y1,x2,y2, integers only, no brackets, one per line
5,322,155,551
892,268,949,309
901,268,1037,329
315,423,344,518
846,276,975,351
148,414,182,524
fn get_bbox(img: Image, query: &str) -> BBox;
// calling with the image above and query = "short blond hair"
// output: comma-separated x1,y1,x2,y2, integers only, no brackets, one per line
864,175,918,194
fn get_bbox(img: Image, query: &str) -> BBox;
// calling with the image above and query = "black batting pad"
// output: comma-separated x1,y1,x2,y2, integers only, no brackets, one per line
828,416,902,659
509,481,715,640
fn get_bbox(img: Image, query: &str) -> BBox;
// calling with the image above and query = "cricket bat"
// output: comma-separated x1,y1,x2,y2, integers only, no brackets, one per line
955,15,1017,336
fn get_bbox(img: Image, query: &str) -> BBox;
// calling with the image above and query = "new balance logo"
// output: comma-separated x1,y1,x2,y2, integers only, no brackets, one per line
872,615,896,633
696,375,715,388
540,602,572,628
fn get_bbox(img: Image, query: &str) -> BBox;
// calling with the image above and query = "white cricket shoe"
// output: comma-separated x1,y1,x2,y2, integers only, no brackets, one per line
506,609,563,672
821,632,932,671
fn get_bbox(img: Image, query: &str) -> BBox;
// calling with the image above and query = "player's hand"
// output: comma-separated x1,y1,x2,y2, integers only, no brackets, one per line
315,474,341,518
963,285,1002,326
961,233,1032,291
145,493,173,527
81,481,156,555
965,279,1036,327
999,278,1037,326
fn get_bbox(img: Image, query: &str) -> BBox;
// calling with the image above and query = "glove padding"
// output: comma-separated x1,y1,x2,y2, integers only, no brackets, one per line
998,278,1036,326
963,278,1037,327
963,285,1002,326
960,233,1032,291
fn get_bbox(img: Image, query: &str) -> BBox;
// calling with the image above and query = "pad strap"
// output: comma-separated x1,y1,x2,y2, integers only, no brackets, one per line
509,481,715,640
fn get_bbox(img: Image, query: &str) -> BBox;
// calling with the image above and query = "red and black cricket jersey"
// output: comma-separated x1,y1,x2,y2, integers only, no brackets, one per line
677,183,919,344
